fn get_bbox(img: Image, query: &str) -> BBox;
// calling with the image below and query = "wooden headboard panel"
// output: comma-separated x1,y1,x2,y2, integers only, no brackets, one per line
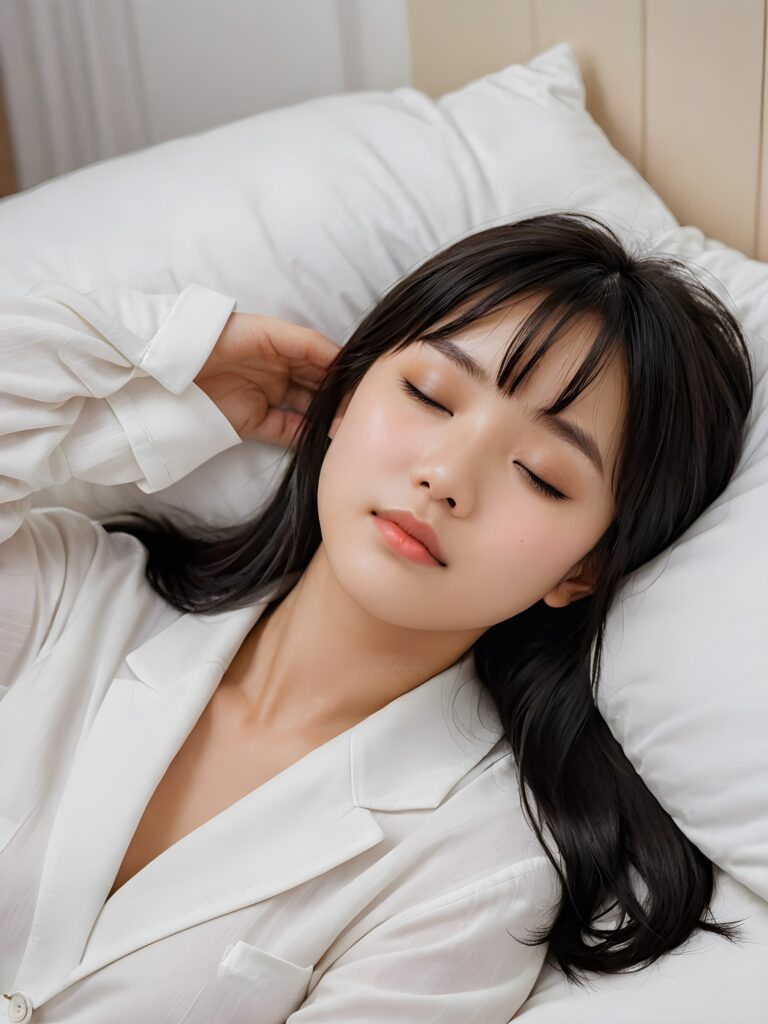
406,0,767,259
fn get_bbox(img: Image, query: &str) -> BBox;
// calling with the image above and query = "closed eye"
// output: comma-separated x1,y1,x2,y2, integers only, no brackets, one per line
398,377,569,502
517,464,568,501
399,377,449,413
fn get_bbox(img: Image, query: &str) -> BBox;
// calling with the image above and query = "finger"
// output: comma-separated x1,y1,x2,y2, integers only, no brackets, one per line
246,406,306,450
283,382,315,412
291,362,336,387
260,317,341,368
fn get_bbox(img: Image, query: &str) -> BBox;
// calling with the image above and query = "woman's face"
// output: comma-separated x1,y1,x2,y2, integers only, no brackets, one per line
317,296,626,634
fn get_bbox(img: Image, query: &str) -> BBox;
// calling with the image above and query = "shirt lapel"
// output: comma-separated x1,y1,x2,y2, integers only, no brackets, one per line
13,573,302,998
14,573,505,1006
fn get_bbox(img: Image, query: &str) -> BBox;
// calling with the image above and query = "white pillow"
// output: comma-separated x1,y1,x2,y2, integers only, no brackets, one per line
0,36,764,939
596,223,768,902
0,41,676,531
517,867,768,1022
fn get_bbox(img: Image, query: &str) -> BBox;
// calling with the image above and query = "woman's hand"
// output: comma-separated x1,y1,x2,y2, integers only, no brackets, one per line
193,311,340,449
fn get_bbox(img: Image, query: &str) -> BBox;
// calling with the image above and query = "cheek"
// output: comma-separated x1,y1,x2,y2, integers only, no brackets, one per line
468,499,580,599
317,389,399,510
364,396,424,469
332,389,425,485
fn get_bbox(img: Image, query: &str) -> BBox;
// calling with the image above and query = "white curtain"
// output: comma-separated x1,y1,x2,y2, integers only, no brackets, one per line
0,0,411,191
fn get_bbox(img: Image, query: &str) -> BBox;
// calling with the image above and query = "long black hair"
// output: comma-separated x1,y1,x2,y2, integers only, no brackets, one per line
102,212,754,984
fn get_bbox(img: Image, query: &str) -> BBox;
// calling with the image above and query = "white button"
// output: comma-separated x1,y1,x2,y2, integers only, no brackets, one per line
4,992,33,1023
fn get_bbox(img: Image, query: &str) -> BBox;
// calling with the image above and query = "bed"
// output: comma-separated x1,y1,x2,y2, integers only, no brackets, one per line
0,1,766,1020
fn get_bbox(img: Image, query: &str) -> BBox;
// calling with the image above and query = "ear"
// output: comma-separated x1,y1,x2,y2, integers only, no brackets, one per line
542,556,596,608
328,389,354,440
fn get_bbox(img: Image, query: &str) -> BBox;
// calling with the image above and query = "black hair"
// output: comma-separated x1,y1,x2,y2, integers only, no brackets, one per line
102,211,754,984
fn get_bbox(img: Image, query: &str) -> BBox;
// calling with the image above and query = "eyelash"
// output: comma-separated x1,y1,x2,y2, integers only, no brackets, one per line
398,377,569,502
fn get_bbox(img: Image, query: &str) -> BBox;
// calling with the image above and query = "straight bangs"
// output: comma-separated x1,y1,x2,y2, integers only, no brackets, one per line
390,279,627,490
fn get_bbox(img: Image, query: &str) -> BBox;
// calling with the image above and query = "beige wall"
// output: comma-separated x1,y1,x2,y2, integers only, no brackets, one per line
407,0,768,259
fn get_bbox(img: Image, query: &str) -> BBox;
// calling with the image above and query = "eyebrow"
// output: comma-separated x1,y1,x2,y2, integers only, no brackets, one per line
420,336,606,478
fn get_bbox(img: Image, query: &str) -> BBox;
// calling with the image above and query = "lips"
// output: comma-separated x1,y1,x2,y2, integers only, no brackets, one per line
374,508,446,566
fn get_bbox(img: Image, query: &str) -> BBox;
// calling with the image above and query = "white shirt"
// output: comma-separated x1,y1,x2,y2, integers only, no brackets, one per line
0,282,561,1024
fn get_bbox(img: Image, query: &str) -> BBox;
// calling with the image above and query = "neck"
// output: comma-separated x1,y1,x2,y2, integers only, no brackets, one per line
225,544,480,734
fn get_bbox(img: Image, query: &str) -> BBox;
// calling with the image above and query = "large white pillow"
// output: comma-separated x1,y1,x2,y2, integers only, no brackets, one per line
596,223,768,902
1,38,765,974
0,41,676,531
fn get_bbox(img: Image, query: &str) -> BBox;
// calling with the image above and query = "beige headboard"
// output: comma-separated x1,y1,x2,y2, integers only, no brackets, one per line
406,0,767,260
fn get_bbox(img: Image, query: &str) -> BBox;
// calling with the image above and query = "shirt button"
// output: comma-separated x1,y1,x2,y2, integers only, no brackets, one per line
4,992,33,1023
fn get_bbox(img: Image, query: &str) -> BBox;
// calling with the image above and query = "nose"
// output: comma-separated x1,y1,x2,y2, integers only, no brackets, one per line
417,481,457,508
411,435,482,513
411,388,518,514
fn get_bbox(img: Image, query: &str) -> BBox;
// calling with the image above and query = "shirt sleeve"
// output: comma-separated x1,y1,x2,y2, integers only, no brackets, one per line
287,860,557,1024
0,281,244,687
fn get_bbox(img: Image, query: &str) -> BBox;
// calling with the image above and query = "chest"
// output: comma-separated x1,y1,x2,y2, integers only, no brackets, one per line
107,682,325,900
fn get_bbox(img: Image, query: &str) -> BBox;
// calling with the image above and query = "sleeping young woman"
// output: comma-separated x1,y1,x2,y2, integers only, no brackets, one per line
0,212,753,1024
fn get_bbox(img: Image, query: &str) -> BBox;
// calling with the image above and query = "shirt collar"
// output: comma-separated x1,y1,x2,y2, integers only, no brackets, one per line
125,572,505,812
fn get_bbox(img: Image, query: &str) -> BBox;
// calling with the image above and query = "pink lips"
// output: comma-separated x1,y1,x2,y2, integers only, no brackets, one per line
372,510,446,567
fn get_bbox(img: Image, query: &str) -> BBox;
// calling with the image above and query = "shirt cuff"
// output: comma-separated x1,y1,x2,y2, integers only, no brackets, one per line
105,377,243,493
137,284,238,395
